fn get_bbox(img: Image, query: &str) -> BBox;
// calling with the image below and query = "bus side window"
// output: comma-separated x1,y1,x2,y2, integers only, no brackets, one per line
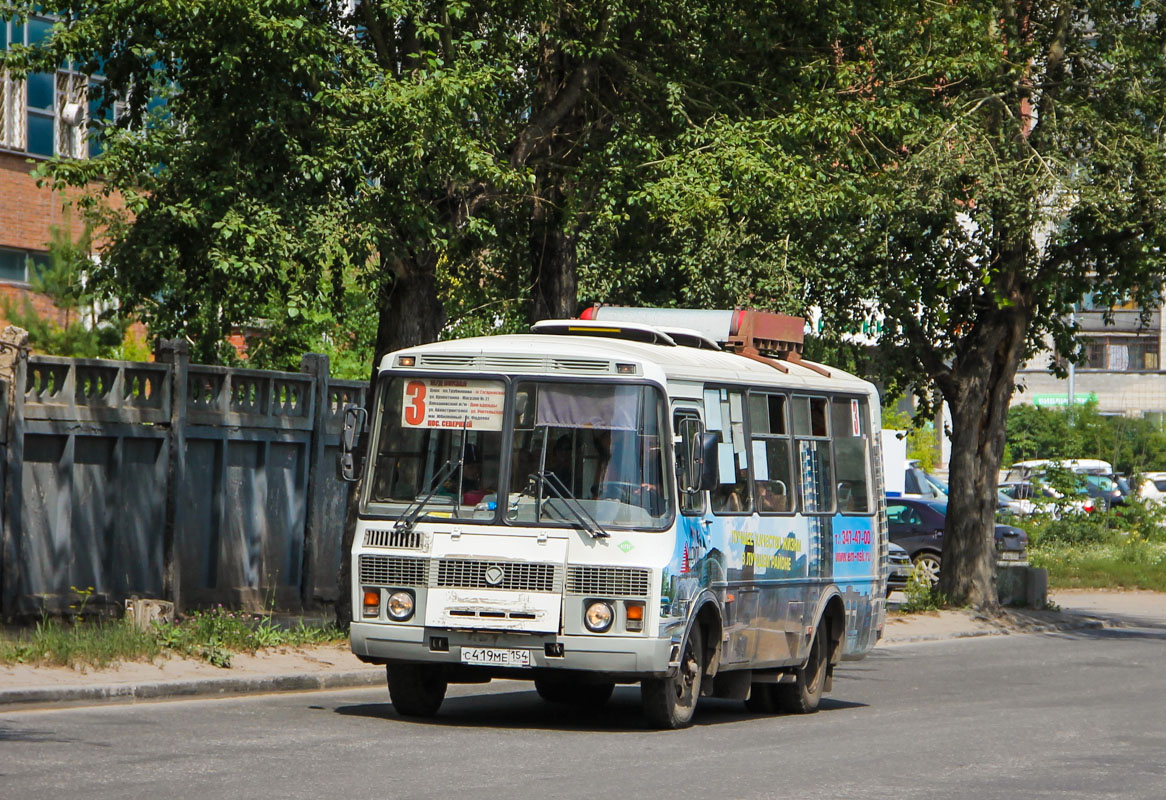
795,395,834,513
708,389,751,515
832,397,872,513
749,392,795,514
674,412,705,515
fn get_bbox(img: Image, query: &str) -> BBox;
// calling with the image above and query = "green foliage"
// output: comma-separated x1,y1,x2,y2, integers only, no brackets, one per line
899,564,947,613
1020,498,1166,590
1006,403,1166,475
154,606,344,668
1,224,129,358
881,406,939,472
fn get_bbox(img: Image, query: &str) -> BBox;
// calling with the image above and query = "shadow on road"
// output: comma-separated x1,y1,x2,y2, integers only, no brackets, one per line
335,686,867,731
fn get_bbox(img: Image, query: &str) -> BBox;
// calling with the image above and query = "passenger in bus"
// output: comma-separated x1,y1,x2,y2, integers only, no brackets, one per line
756,480,790,512
544,434,574,490
712,469,751,512
461,458,489,505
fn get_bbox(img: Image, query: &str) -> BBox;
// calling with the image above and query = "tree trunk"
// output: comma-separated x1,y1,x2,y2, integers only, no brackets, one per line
337,246,444,629
375,248,446,360
937,274,1032,608
529,207,578,323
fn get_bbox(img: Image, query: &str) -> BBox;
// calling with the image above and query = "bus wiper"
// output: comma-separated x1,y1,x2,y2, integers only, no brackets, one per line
394,458,460,535
534,470,610,540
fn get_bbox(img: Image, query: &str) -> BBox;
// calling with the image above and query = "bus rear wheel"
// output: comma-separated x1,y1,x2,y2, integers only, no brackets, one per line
776,620,827,714
534,677,615,707
387,664,447,717
641,628,703,729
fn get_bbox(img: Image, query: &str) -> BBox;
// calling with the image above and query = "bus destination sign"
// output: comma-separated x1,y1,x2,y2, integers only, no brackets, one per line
401,378,505,431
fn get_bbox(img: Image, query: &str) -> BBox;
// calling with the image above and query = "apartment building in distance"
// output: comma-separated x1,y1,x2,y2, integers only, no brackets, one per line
1014,297,1166,420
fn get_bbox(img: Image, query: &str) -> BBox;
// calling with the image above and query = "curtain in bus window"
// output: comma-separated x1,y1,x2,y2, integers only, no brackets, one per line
535,384,639,429
798,439,834,513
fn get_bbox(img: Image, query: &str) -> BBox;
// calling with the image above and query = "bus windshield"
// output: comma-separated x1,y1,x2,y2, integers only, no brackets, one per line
366,376,671,528
508,381,671,529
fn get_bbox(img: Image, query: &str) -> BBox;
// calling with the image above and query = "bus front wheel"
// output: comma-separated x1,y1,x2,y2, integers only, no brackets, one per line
641,628,703,729
387,664,447,717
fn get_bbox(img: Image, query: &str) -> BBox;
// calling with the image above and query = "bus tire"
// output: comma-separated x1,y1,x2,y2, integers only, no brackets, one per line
776,620,828,714
387,664,447,717
641,628,703,729
534,677,615,707
744,683,778,714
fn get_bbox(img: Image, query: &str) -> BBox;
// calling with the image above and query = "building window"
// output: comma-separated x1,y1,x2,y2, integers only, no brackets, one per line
0,247,49,283
1081,336,1159,371
1,15,95,159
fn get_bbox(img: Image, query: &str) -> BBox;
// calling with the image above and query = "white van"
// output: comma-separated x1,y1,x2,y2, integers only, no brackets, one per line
1002,459,1113,484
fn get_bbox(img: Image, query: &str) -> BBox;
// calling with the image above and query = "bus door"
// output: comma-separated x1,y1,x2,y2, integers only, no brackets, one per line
665,404,718,628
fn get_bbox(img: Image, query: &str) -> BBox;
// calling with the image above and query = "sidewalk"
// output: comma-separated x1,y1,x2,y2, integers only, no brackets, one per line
2,590,1161,710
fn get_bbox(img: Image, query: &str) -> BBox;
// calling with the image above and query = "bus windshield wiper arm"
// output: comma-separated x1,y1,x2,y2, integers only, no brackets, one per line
395,458,460,535
534,470,610,539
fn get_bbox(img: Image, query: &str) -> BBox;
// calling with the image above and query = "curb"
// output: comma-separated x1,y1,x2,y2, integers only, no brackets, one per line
0,668,385,709
880,617,1106,646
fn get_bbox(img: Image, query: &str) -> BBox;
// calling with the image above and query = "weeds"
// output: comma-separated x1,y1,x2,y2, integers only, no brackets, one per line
0,602,345,670
899,564,948,613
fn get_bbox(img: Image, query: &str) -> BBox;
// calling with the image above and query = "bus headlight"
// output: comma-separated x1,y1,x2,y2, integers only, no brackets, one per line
584,601,614,632
386,590,415,621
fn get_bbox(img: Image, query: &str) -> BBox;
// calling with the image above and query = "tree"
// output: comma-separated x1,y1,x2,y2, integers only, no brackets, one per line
1,223,132,359
637,2,1166,607
6,1,794,370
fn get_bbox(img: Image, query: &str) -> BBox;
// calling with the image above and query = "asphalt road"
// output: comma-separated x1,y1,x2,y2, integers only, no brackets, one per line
3,624,1164,800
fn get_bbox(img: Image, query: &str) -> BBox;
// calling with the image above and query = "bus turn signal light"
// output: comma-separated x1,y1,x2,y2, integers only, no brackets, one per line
625,602,644,631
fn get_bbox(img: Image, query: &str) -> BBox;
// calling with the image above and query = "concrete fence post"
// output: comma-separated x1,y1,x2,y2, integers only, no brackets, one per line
156,339,189,611
300,353,331,608
0,325,28,620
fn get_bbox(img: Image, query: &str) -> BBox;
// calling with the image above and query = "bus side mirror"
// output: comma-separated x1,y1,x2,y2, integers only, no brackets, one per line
694,432,720,493
339,405,368,482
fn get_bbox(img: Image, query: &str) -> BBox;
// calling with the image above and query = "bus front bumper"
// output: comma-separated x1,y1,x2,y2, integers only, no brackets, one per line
351,622,675,677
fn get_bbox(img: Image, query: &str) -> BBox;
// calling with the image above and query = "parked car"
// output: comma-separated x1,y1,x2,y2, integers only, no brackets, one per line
903,462,947,500
1136,472,1166,503
1081,473,1128,509
885,497,1029,586
998,480,1096,516
886,542,913,597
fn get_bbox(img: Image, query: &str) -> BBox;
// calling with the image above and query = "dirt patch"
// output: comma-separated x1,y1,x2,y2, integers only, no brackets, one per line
0,644,378,690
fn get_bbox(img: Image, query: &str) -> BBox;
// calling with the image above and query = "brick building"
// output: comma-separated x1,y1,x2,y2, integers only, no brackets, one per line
2,13,121,335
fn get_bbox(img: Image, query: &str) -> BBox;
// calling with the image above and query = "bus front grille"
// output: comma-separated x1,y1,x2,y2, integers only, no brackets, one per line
359,555,428,586
364,528,426,550
436,559,559,593
566,566,651,597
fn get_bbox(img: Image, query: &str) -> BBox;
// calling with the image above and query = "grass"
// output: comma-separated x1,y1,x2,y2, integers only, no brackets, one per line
1018,501,1166,592
1031,539,1166,591
0,605,346,670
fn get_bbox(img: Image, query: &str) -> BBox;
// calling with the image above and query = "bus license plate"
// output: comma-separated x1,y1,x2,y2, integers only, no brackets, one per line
460,647,531,668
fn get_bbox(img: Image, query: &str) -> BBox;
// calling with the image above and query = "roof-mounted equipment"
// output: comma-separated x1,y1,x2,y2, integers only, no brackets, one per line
578,305,828,376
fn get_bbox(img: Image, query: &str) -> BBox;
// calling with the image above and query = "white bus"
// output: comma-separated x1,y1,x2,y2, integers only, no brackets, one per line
342,307,888,728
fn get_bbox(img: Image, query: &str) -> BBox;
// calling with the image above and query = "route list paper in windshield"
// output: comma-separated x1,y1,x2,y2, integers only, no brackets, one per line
400,379,505,430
